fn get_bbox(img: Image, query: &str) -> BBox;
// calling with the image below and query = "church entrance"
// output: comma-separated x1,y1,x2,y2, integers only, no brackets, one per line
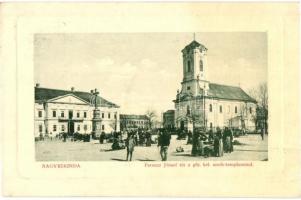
180,121,185,130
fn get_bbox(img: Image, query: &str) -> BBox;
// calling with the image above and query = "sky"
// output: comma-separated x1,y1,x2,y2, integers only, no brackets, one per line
34,32,267,116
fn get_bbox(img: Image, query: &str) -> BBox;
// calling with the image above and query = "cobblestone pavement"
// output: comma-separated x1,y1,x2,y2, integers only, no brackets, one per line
36,134,268,161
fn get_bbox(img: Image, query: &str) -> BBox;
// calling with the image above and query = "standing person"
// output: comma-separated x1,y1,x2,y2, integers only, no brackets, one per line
224,127,231,153
191,131,200,156
134,131,138,145
158,130,171,161
208,129,214,143
125,133,136,161
99,131,105,144
199,131,208,156
138,131,142,146
63,132,67,142
146,131,151,146
213,133,220,157
242,128,246,136
187,130,193,144
216,127,223,157
39,133,44,141
229,128,234,152
260,127,265,140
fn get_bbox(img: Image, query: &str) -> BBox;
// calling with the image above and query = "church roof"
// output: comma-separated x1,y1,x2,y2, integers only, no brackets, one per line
208,83,256,103
35,87,119,108
182,40,208,52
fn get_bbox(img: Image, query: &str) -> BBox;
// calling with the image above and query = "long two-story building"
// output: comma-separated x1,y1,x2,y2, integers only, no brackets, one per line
119,114,149,131
34,84,120,138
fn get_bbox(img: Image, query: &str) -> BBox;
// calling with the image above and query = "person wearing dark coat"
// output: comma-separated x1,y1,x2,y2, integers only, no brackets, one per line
260,127,265,140
158,131,171,161
213,134,220,157
187,130,193,144
63,132,67,142
126,133,136,161
199,131,208,156
146,131,152,146
214,127,223,157
191,132,200,156
208,129,214,143
39,133,44,141
99,131,106,144
229,128,234,152
223,127,231,153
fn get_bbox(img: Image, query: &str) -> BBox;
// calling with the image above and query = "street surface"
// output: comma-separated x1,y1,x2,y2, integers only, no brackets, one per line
36,134,268,161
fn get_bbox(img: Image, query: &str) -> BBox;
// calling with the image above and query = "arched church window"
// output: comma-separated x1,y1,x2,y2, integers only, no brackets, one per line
235,106,238,114
219,105,223,113
200,60,203,72
209,104,212,112
187,60,191,72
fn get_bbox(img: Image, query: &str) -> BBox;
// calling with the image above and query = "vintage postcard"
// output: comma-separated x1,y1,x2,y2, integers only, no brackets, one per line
1,2,300,197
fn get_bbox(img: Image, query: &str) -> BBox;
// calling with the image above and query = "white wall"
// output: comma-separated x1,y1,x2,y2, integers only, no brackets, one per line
34,103,45,137
34,98,121,137
175,98,256,131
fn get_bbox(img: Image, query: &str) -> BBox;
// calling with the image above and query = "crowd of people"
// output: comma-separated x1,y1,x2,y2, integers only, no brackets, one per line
110,129,155,151
178,127,235,158
37,126,262,161
124,129,172,161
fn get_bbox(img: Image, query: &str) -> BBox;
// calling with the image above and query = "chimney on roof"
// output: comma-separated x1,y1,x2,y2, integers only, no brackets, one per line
35,83,40,88
90,90,94,93
71,87,75,92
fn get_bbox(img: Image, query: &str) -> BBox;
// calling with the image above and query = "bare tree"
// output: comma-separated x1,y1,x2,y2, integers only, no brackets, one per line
109,120,117,132
248,82,268,131
145,109,157,129
239,103,247,129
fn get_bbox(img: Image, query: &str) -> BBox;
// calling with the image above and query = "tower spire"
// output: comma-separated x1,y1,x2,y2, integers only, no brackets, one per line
193,32,196,41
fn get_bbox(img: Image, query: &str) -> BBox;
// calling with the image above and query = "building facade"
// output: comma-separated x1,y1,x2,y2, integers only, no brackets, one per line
34,85,120,138
174,40,257,132
163,110,175,129
120,114,149,131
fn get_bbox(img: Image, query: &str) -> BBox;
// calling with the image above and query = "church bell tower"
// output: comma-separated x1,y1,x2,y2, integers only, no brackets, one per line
180,39,209,96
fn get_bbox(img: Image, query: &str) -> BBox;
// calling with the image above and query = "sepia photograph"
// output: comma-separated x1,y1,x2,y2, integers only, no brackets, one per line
2,2,300,197
34,32,268,162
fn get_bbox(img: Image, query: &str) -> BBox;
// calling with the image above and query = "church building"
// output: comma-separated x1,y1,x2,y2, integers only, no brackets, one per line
173,40,257,132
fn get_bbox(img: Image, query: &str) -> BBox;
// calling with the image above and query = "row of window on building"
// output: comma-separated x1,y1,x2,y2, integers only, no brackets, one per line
38,123,107,133
37,110,117,119
208,104,253,114
101,112,117,119
124,120,147,125
37,110,88,118
185,104,253,115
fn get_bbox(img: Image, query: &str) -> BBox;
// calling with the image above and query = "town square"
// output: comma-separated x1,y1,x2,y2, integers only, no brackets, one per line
34,33,268,162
